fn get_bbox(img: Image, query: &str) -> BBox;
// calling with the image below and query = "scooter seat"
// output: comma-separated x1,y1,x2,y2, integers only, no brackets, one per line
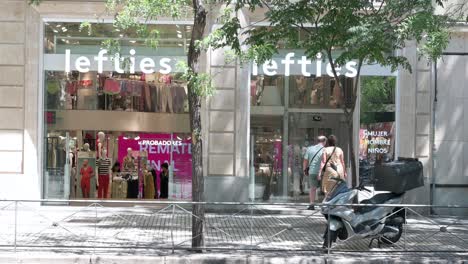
357,193,402,214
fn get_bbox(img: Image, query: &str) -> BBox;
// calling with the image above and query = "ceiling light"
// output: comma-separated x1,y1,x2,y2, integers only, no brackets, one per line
53,29,58,33
119,34,123,38
176,24,180,28
129,40,136,43
115,28,120,32
178,43,183,46
177,33,182,38
61,38,66,42
56,24,61,28
176,30,181,34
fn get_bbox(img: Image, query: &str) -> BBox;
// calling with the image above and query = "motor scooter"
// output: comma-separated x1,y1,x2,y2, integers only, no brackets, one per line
321,177,406,249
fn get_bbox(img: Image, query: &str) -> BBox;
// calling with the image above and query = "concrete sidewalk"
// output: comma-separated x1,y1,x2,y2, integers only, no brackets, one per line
0,202,466,263
0,250,467,264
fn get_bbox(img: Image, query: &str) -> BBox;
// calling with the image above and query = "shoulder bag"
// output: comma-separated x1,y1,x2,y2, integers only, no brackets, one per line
304,146,324,175
321,147,336,175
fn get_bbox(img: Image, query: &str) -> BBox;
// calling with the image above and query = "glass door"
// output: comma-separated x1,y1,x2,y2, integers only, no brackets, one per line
250,115,283,201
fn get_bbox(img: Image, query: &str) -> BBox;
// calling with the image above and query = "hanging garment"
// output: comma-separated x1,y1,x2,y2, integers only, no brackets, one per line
111,178,128,199
120,80,130,96
159,171,169,198
144,171,155,199
148,84,158,112
77,88,97,110
127,178,139,198
132,81,143,97
160,84,173,113
65,93,73,110
143,83,152,112
47,80,60,95
66,81,78,95
174,85,187,113
183,86,189,112
103,79,121,95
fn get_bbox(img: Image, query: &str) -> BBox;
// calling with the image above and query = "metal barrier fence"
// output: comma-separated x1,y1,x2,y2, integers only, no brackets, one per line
0,199,467,255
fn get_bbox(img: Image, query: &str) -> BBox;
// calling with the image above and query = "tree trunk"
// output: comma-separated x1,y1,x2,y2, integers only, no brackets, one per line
188,0,207,251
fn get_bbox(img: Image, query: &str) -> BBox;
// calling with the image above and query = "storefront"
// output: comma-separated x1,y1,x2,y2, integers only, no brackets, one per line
42,21,194,200
40,18,398,202
1,1,427,205
248,53,396,201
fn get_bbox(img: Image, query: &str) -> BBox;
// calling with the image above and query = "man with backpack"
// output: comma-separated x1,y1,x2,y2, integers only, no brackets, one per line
303,136,327,210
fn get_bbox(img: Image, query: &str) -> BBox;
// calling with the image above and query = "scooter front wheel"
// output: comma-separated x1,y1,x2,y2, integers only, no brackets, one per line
322,229,338,249
380,223,403,244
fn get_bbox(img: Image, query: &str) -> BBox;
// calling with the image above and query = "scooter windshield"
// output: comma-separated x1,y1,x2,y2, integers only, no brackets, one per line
326,181,349,200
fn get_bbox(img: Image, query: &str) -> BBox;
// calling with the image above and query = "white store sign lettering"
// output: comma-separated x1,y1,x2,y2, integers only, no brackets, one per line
65,49,359,77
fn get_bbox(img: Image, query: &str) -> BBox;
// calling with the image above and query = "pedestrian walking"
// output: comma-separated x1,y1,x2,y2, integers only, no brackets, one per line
303,136,327,210
318,135,347,195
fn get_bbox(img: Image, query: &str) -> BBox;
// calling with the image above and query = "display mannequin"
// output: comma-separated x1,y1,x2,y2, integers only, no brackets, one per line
97,131,106,159
124,148,138,198
123,148,135,171
254,76,265,106
83,143,90,152
69,145,76,198
295,76,307,105
79,159,94,198
310,77,323,105
331,81,341,108
296,76,307,92
97,149,111,199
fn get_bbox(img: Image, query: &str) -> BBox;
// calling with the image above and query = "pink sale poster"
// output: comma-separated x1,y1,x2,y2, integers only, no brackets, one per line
118,133,192,198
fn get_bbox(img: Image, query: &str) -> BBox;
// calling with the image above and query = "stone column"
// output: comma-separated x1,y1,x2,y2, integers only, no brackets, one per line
203,7,250,202
0,1,41,199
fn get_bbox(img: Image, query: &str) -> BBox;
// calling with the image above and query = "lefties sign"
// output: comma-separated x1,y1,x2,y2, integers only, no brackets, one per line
65,49,357,77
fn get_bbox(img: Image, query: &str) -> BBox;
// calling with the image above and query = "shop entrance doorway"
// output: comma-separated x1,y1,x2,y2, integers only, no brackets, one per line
250,113,348,202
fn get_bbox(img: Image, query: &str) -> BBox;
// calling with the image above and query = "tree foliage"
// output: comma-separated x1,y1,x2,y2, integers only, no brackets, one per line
360,76,395,124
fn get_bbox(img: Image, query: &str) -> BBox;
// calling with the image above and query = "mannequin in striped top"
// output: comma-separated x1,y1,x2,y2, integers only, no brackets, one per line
97,149,111,199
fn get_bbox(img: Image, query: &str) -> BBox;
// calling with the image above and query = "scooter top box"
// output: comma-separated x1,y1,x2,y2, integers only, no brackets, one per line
374,157,424,194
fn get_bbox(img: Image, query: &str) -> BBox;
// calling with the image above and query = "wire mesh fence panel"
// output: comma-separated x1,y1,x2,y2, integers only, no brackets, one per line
0,200,466,255
15,202,96,249
404,207,468,252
